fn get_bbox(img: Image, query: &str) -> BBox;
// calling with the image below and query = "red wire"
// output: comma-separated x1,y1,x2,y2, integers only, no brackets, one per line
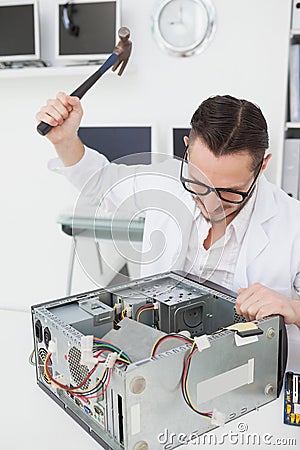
153,335,192,356
44,353,67,390
93,338,123,346
82,369,112,399
137,304,154,322
181,348,212,416
181,348,197,392
45,352,100,392
45,350,116,399
94,349,106,362
94,349,126,365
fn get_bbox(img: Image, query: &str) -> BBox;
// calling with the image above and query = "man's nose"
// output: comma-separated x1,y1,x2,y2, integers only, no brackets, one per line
202,191,223,214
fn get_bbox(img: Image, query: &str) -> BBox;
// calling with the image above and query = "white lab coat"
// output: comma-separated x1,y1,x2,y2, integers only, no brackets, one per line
49,147,300,298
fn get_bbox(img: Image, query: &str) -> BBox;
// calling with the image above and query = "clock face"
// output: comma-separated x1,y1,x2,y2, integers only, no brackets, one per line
152,0,216,56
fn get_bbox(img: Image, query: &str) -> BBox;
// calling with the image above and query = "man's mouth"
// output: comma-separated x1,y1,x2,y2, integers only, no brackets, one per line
194,197,237,221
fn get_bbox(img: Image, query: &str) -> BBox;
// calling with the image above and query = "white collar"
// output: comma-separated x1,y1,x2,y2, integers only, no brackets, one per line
229,184,257,244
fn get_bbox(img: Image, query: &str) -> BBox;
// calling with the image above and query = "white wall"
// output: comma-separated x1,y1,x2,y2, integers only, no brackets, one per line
0,0,291,310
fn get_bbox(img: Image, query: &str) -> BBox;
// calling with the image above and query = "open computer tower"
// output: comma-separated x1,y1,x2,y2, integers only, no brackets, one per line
31,271,287,450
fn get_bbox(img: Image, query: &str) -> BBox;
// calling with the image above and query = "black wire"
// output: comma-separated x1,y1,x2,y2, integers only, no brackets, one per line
79,369,109,396
181,348,212,418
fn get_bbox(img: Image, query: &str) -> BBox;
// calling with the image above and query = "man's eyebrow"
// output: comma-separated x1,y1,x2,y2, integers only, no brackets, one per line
224,177,253,190
225,180,249,190
189,174,250,190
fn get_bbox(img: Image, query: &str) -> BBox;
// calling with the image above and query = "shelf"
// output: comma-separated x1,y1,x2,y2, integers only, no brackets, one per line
286,122,300,129
57,214,145,231
0,63,134,79
291,28,300,36
285,123,300,139
290,30,300,44
58,215,145,242
0,64,104,79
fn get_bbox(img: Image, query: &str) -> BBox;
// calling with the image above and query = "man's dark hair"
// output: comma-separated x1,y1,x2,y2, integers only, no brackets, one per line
190,95,269,171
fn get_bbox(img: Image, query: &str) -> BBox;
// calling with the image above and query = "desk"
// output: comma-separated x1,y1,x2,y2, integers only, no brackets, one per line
58,215,145,241
0,309,299,450
58,215,145,295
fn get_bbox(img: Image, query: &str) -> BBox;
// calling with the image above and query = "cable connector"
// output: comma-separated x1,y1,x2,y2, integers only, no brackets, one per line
104,352,118,369
48,338,57,355
54,373,69,385
194,334,211,352
178,330,191,338
126,305,133,318
211,408,226,426
81,335,94,353
114,303,122,314
80,335,98,369
153,302,159,310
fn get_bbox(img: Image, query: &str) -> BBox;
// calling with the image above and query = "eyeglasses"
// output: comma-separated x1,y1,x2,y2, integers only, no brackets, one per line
180,146,264,205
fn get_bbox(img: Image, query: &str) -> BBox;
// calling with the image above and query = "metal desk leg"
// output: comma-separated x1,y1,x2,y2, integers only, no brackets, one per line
66,236,77,296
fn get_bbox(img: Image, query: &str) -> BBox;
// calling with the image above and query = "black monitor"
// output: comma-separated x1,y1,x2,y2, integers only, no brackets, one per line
78,126,152,164
56,0,120,62
173,128,191,159
0,1,40,62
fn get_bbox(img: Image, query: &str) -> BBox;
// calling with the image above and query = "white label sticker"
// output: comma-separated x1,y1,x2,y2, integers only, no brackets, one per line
131,404,141,435
197,358,255,404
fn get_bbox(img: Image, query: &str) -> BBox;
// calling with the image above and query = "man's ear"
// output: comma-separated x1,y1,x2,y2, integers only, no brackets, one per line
183,136,189,147
262,153,272,172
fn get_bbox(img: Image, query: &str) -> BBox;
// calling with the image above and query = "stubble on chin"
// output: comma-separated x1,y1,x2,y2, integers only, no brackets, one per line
194,198,242,224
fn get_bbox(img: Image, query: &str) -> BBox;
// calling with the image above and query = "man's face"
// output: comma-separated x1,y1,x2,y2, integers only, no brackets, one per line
186,138,264,223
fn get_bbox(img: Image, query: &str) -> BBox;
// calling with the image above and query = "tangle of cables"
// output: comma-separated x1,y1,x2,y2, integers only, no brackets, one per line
40,326,213,417
43,338,131,400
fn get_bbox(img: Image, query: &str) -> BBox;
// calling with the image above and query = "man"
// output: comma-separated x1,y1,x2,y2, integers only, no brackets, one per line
36,93,300,326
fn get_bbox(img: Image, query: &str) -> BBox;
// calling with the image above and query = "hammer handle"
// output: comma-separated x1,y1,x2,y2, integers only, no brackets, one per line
37,53,118,136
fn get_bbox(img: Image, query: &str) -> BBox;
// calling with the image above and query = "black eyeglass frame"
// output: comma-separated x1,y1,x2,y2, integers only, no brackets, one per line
180,146,264,205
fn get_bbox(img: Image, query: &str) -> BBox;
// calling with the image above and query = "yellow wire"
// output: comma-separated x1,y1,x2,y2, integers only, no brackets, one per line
43,352,125,393
150,336,163,357
43,353,107,393
150,334,194,357
43,353,63,389
137,306,154,322
117,357,130,364
29,349,36,365
72,367,107,393
185,344,211,421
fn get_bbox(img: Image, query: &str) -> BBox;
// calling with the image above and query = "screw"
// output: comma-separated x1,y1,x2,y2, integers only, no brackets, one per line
266,327,275,339
133,441,149,450
130,376,146,394
264,384,275,395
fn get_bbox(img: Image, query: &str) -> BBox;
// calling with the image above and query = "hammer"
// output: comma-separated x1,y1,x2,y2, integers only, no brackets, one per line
37,27,132,136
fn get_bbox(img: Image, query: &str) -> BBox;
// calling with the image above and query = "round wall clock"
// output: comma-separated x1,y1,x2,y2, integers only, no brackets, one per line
152,0,216,57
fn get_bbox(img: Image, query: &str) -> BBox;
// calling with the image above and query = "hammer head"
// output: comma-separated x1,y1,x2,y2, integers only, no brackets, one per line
112,27,132,76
